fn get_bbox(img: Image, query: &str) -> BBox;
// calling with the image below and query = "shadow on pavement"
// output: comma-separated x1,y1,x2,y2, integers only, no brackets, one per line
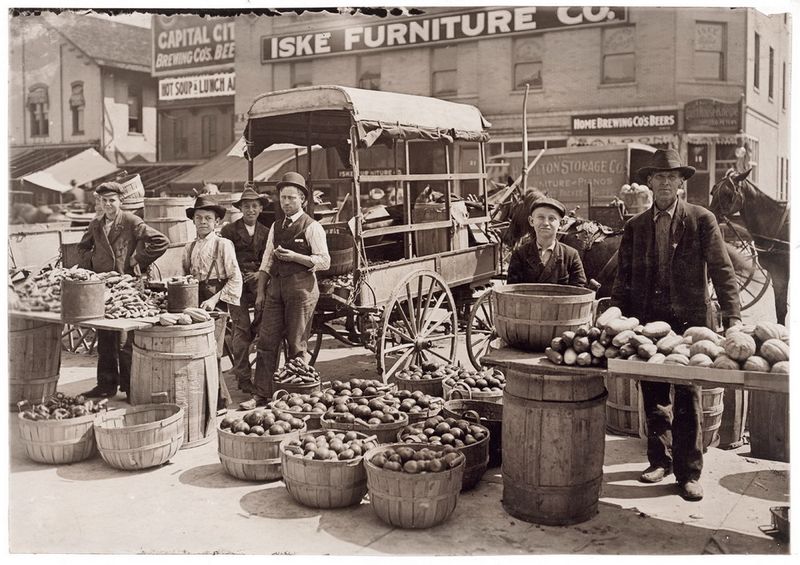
55,455,171,481
179,462,262,489
601,471,679,499
240,486,321,520
718,469,790,503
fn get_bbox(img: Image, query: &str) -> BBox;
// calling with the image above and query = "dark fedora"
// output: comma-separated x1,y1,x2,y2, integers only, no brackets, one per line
186,195,226,220
276,171,309,198
95,182,124,196
233,186,269,209
529,196,567,218
636,149,696,182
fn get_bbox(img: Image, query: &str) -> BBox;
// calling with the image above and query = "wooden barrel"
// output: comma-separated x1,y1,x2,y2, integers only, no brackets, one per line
393,374,445,398
130,321,218,449
701,387,725,451
17,412,97,464
604,375,645,438
493,284,595,352
61,279,106,323
146,217,197,245
502,365,607,526
94,404,184,470
317,230,355,277
9,318,61,405
209,192,243,224
167,281,199,313
144,197,194,220
279,430,376,508
718,388,748,449
218,425,305,481
321,411,409,444
748,391,789,462
442,399,503,467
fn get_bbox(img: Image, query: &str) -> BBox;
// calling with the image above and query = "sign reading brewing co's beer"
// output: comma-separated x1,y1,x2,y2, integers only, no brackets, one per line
153,15,235,76
262,6,627,61
571,110,678,135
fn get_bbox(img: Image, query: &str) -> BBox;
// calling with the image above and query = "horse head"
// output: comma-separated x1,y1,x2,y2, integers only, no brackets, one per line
709,168,750,220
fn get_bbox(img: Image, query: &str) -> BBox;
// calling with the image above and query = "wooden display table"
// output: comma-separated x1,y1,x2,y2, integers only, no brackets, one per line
8,310,159,332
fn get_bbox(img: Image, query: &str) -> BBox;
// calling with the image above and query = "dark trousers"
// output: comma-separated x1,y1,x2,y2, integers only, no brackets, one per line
254,271,319,398
228,296,256,385
96,329,133,393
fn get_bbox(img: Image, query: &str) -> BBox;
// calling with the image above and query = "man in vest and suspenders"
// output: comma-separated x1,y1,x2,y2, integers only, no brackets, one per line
242,172,330,410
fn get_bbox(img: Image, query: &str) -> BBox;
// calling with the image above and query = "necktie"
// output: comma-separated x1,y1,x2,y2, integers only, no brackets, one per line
282,216,292,230
655,211,671,289
540,247,552,266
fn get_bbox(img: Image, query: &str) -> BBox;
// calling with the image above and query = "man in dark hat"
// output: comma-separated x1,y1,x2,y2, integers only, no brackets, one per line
506,196,586,287
77,182,169,400
241,172,330,410
610,148,741,501
183,194,243,413
220,186,270,393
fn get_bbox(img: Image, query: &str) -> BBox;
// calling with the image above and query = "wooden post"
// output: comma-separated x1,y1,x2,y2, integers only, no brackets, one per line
521,84,530,192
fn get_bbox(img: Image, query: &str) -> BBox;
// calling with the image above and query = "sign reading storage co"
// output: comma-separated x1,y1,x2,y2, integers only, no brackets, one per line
262,6,627,61
159,72,235,101
153,15,235,76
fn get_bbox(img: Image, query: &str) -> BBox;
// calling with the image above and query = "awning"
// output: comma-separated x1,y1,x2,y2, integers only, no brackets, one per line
10,144,96,179
20,148,118,193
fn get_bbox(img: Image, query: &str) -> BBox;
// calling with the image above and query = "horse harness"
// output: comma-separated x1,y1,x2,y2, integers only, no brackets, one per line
719,175,790,255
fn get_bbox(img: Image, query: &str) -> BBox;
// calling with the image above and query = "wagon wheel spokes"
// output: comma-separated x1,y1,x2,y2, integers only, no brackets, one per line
466,290,497,369
377,270,458,382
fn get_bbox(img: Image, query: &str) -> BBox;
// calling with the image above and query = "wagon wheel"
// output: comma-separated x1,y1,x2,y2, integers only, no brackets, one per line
466,289,497,370
377,270,458,382
711,243,772,313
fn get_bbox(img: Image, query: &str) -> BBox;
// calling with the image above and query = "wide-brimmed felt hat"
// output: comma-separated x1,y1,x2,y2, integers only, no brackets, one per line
233,186,269,209
276,171,309,198
636,149,696,182
186,195,226,220
529,196,567,218
95,182,124,196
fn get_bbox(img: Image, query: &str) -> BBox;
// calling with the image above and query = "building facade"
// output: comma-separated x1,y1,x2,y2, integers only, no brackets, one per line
9,12,158,164
233,6,791,203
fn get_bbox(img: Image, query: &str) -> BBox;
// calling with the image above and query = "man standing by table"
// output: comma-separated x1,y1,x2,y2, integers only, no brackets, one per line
220,186,270,394
610,149,741,501
77,182,169,401
241,172,330,410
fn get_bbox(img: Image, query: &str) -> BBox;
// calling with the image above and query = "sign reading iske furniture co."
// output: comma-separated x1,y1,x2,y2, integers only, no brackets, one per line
262,6,627,61
152,15,235,76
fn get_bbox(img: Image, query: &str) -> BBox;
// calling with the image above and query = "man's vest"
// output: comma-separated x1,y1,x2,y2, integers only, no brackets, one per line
270,212,314,278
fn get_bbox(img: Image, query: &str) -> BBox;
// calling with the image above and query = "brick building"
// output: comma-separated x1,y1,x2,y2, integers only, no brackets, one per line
231,6,791,204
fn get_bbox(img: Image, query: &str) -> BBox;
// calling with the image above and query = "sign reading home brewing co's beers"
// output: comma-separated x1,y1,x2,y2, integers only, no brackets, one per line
262,6,627,61
152,15,235,76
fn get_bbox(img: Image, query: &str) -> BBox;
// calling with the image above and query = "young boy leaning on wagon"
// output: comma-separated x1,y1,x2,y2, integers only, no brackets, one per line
182,195,243,414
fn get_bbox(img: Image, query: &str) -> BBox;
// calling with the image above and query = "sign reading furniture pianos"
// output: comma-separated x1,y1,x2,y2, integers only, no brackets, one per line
683,98,742,133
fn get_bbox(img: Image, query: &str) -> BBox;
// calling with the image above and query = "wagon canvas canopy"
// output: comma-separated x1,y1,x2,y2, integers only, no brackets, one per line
244,85,491,155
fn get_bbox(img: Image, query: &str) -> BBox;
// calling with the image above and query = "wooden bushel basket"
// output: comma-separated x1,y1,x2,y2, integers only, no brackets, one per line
273,379,321,396
442,399,503,467
218,424,306,482
493,283,595,352
271,389,325,431
404,401,443,425
604,375,645,438
279,430,378,509
392,373,445,398
701,387,725,452
317,230,356,277
364,443,465,529
9,318,61,405
321,411,409,444
94,404,184,471
17,412,97,464
443,380,503,405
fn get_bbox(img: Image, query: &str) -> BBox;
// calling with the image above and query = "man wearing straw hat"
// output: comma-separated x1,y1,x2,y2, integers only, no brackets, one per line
220,185,270,394
241,172,330,410
77,182,169,401
610,148,741,501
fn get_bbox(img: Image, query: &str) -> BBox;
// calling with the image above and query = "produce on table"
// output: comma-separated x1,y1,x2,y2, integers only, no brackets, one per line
325,397,406,426
321,378,390,398
273,357,320,385
282,430,378,461
398,415,488,448
369,444,464,474
17,394,107,420
103,273,163,319
158,307,211,326
441,366,506,393
381,389,442,417
219,408,305,436
166,275,198,285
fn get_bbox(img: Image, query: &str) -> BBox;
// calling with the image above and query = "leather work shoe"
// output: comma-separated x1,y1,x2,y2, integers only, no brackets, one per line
83,386,117,399
639,465,672,483
238,396,269,411
679,480,704,501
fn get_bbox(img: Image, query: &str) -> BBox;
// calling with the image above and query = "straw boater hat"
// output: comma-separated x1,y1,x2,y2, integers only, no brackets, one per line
186,195,226,220
233,186,269,209
636,149,696,183
276,171,309,198
529,196,567,218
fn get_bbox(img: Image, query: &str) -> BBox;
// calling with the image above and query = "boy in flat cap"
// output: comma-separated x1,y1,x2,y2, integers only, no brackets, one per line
506,196,587,287
77,182,169,400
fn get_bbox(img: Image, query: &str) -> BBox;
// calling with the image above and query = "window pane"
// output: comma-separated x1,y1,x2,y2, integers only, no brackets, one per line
433,70,457,95
603,27,634,54
514,62,542,89
603,53,635,83
432,46,457,71
694,52,722,80
514,37,542,61
695,23,723,51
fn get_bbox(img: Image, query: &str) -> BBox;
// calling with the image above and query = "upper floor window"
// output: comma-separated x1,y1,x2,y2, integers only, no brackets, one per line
782,61,787,110
173,116,188,158
291,61,313,88
357,54,381,90
513,37,543,90
768,46,775,99
70,81,85,135
602,26,635,84
128,83,143,133
27,84,49,137
431,46,457,97
201,114,218,156
693,22,726,80
754,32,761,89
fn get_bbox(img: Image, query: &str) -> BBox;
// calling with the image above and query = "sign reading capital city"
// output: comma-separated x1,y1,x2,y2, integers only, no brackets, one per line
261,6,627,61
153,15,235,76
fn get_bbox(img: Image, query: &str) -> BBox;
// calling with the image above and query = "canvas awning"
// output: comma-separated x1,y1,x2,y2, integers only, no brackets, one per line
20,148,118,193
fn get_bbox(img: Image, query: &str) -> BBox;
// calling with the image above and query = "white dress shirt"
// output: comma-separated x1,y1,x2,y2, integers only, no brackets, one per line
182,231,243,306
258,210,331,274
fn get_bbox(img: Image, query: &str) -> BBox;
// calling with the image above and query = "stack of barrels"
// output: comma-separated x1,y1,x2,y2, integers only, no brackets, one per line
144,197,195,279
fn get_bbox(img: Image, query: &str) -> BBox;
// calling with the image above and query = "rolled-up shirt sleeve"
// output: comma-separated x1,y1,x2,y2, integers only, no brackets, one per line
306,222,330,272
218,238,243,307
258,227,276,274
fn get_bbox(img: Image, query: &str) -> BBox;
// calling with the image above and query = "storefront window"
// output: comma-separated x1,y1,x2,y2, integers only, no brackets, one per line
513,37,543,90
128,83,143,133
602,26,635,84
70,81,85,135
432,46,457,97
694,22,726,80
27,84,49,137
